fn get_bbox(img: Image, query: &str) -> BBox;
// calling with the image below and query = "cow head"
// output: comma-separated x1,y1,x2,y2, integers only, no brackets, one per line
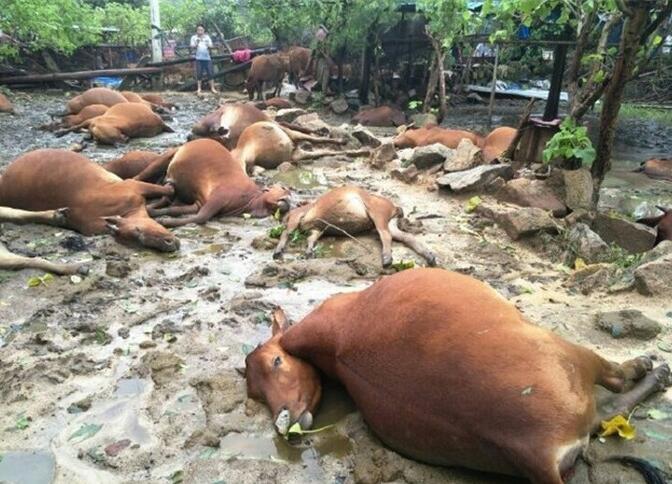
243,308,321,435
392,126,418,148
260,184,291,216
104,215,180,252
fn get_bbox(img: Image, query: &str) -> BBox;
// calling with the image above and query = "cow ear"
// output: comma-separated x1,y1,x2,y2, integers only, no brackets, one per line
271,307,290,335
103,216,123,234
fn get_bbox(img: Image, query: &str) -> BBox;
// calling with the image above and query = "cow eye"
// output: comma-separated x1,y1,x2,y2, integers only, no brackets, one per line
273,356,282,367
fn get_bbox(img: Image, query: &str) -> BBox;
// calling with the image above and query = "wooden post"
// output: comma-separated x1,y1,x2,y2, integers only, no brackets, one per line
360,30,374,105
487,45,500,130
543,43,568,121
149,0,163,64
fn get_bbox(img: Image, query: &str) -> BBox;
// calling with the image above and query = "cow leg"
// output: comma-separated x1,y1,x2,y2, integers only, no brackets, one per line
157,197,223,227
304,229,323,257
149,203,200,218
133,148,177,182
0,242,85,275
388,217,437,266
366,211,394,267
129,181,175,199
273,213,303,260
0,207,69,227
146,196,172,210
279,125,345,145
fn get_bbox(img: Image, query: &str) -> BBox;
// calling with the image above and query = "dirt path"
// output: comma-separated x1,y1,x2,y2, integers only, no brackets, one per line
0,91,671,484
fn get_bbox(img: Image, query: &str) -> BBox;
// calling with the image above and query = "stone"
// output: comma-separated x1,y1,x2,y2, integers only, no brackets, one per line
567,223,609,264
274,108,307,123
104,439,131,457
496,177,567,216
293,113,330,135
330,97,349,114
443,138,483,172
105,259,133,278
142,351,184,387
293,90,311,105
351,126,381,147
595,309,662,340
409,112,438,127
410,143,453,169
593,213,657,253
139,340,157,349
562,168,593,210
632,202,665,221
368,142,396,169
391,165,419,184
476,202,559,240
564,209,593,226
437,164,514,192
634,254,672,296
566,263,616,295
276,161,293,172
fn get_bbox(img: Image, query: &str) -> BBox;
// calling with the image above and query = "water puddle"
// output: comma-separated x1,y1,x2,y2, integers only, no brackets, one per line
114,378,147,397
0,450,55,484
272,168,324,189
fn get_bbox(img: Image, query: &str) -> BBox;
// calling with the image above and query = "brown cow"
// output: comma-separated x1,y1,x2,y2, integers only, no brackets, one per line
352,105,406,127
140,93,178,110
231,121,350,171
190,102,269,149
245,268,669,484
287,47,311,87
0,207,86,274
637,158,672,181
103,149,177,182
254,97,293,110
481,126,517,163
56,103,174,145
0,92,15,114
0,150,179,251
139,139,291,226
393,125,482,149
637,206,672,244
272,186,437,267
246,53,288,100
41,104,108,130
60,87,128,115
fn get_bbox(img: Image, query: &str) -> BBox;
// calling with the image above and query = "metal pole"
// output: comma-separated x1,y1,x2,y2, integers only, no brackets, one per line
149,0,163,63
487,45,499,130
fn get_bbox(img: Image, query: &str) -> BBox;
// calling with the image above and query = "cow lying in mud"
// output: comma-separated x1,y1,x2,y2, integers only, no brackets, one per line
103,148,177,182
0,149,179,251
134,139,291,226
57,87,128,115
352,105,406,127
245,268,670,484
41,104,109,131
0,92,15,114
190,102,269,148
638,158,672,181
55,103,173,145
272,186,437,267
0,207,86,274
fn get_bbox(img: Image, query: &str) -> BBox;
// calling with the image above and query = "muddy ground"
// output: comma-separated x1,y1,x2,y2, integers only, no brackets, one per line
0,91,671,484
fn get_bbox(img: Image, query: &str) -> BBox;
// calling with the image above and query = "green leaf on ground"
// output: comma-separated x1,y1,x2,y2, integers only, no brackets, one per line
68,423,102,442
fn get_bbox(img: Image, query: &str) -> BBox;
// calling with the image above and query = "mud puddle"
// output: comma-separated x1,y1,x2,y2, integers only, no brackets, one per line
0,91,671,484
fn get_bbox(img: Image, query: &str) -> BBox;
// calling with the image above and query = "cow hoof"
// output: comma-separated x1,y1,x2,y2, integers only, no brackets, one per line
273,251,283,261
426,254,438,267
53,208,71,225
652,363,671,390
382,255,393,268
76,264,90,276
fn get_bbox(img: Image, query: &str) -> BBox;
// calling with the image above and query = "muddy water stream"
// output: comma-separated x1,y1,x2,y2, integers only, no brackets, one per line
0,92,671,484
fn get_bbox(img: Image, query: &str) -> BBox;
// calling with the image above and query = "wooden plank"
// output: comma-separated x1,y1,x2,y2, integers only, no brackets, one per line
0,67,162,85
146,47,276,68
178,60,251,92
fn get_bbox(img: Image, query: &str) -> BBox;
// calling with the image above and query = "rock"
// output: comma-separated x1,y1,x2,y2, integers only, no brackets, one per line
437,164,514,192
496,178,567,217
632,202,665,221
276,161,293,172
184,428,221,449
351,126,381,147
105,259,133,278
391,165,419,184
562,168,593,210
142,351,184,387
330,97,349,114
567,223,610,264
564,209,593,226
293,113,330,135
595,310,662,340
104,439,131,457
293,90,311,105
443,138,483,172
67,396,92,414
409,112,438,127
274,108,307,123
641,240,672,264
566,263,617,295
396,148,414,165
410,143,453,169
139,340,157,349
368,142,396,169
593,213,656,253
490,207,558,240
634,254,672,296
117,327,130,339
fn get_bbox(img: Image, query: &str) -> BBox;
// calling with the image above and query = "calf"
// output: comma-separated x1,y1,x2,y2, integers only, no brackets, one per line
56,102,173,145
246,53,287,100
245,268,669,484
352,105,406,127
637,158,672,181
287,47,311,87
0,92,15,114
59,87,128,115
272,186,436,267
231,121,351,171
141,139,291,227
0,149,178,251
394,125,482,149
0,207,86,275
190,102,269,149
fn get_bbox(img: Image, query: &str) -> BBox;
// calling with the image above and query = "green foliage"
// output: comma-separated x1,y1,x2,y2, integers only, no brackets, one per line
543,118,596,166
95,2,149,46
268,225,285,239
160,0,208,38
605,244,643,269
418,0,478,48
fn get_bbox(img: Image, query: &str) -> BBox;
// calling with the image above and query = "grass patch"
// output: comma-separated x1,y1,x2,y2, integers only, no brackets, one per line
614,103,672,127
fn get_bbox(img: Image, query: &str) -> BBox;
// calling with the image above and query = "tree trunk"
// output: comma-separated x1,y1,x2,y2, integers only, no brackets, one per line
360,30,375,105
423,54,438,113
591,6,650,202
436,50,447,123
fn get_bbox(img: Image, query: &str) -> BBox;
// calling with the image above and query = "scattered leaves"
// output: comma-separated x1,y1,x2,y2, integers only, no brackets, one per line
286,422,334,439
15,415,30,430
465,196,482,213
600,415,636,440
69,423,103,442
27,273,54,288
391,259,415,272
268,225,285,239
647,409,670,421
574,258,586,270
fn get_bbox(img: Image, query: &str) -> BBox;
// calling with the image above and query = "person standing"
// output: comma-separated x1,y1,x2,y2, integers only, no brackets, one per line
308,24,333,95
190,24,217,95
